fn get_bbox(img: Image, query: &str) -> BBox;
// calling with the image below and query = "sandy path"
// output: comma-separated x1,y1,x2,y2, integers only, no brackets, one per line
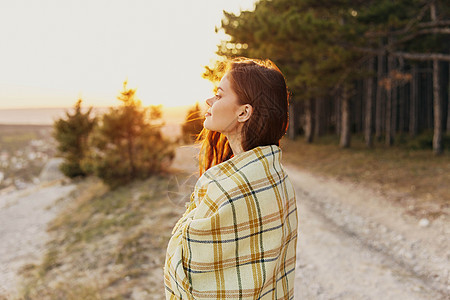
288,166,449,299
0,182,76,297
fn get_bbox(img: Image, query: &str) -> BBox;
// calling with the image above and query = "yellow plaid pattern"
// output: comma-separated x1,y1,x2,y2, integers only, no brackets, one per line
164,145,297,299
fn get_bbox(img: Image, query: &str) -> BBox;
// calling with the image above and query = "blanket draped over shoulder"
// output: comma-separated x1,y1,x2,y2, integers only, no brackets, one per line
164,145,298,299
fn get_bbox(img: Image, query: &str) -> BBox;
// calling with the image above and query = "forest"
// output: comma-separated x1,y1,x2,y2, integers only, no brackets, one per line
211,0,450,154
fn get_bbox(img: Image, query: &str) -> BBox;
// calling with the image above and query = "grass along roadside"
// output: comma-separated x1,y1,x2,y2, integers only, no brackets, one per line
281,136,450,219
17,174,186,299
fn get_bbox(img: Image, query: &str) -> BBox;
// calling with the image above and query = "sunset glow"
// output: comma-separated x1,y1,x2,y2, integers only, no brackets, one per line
0,0,257,109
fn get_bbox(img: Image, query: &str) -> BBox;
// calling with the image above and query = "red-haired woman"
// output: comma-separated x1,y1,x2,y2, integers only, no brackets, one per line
164,58,298,299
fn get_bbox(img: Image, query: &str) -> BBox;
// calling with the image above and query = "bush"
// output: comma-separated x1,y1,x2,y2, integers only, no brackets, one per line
85,81,174,188
53,100,96,178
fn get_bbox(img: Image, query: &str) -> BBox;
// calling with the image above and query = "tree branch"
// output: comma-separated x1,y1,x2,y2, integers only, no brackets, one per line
350,47,450,62
392,51,450,62
418,20,450,28
396,27,450,44
402,2,432,33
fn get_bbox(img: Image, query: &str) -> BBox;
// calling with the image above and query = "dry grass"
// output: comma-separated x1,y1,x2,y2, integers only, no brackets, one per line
281,136,450,218
18,174,186,300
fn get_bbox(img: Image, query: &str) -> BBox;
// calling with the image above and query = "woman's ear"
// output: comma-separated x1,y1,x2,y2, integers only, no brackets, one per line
237,104,253,123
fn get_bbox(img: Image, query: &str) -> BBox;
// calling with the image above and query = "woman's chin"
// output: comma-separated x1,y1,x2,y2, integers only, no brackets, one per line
203,120,213,131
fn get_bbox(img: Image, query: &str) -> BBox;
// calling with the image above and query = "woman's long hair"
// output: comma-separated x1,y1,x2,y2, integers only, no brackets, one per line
197,57,289,175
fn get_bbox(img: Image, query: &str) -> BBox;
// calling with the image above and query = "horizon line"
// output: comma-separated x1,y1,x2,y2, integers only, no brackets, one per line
0,103,200,110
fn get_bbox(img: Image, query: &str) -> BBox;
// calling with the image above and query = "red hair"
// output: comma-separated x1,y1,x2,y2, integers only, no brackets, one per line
198,58,289,175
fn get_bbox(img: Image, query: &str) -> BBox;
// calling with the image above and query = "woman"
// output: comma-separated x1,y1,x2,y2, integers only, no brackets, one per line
164,58,297,299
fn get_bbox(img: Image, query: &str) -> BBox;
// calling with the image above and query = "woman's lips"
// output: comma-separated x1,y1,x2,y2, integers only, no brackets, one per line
205,112,211,117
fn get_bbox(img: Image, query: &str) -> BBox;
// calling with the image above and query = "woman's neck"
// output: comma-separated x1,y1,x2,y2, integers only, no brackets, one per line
226,131,244,155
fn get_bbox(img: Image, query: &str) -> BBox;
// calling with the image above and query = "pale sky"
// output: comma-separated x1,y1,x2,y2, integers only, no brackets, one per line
0,0,257,109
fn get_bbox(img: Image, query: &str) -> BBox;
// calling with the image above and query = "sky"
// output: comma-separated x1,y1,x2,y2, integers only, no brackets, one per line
0,0,257,109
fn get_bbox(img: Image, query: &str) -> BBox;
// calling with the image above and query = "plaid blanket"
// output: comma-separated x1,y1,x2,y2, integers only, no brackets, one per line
164,145,298,299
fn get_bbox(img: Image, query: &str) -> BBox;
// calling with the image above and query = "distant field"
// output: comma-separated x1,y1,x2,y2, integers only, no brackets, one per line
281,136,450,217
0,124,53,131
0,124,54,158
0,124,53,150
0,124,56,190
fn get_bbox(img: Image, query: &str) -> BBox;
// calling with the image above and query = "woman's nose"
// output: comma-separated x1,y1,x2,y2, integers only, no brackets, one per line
206,96,215,107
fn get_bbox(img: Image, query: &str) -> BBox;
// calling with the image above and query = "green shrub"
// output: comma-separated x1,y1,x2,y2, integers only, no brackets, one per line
53,100,96,178
86,81,175,188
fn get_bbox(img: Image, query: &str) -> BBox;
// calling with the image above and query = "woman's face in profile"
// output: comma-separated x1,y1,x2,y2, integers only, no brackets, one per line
204,74,243,136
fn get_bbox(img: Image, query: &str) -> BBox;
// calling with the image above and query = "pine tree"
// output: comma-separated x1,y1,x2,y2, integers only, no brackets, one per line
53,99,96,178
216,0,364,144
87,81,174,188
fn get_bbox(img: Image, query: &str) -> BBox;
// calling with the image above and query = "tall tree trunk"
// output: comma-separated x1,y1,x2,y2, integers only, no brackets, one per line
430,1,437,20
433,59,443,154
314,97,323,137
410,64,419,137
386,54,394,146
392,83,398,135
376,53,384,140
365,58,374,147
392,60,398,136
324,98,331,135
336,96,341,135
340,88,351,148
288,99,296,139
355,81,362,133
430,3,442,154
385,87,393,146
398,60,406,133
399,85,406,133
427,66,434,130
447,65,450,132
304,98,314,143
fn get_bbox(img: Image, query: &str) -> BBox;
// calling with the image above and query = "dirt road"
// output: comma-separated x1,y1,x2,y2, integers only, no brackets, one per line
0,182,76,298
288,166,449,299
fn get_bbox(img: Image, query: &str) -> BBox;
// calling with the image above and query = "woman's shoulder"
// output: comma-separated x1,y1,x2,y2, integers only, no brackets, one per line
192,144,292,217
199,144,283,187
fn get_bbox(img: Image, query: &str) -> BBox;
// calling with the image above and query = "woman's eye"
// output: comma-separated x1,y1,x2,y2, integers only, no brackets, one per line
215,94,221,99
